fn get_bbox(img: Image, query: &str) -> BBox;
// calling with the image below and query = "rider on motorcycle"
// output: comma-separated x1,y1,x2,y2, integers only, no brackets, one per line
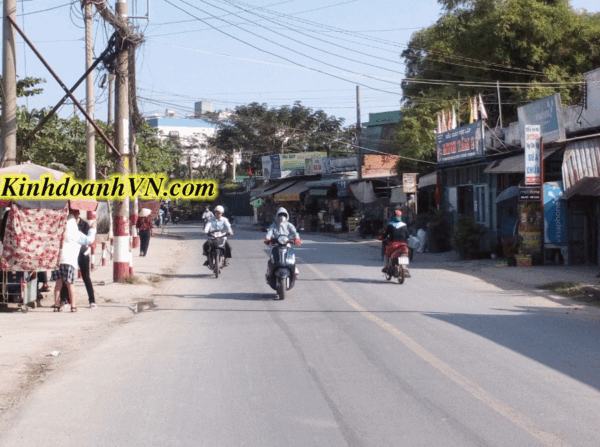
203,205,233,266
202,206,214,224
381,205,409,273
264,207,301,276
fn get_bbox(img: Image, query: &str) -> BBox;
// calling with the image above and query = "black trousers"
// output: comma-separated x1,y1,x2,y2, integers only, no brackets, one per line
139,229,151,254
203,240,232,258
60,254,95,304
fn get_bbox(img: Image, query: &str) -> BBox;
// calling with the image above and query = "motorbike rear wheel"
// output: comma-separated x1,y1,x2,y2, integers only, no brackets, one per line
397,266,405,284
214,252,221,278
276,277,286,300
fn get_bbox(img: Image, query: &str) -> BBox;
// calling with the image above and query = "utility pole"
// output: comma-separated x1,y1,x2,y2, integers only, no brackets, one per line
84,0,98,268
232,150,236,182
2,0,17,167
108,74,115,124
85,0,95,181
356,85,362,180
496,80,503,129
113,0,131,281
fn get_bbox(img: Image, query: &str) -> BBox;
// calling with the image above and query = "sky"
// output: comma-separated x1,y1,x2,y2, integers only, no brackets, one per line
11,0,600,128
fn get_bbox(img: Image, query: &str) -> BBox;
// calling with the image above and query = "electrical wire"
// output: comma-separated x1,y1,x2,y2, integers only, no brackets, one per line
163,0,402,96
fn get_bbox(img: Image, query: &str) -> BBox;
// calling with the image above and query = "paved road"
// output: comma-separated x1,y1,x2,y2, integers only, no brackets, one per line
2,224,600,447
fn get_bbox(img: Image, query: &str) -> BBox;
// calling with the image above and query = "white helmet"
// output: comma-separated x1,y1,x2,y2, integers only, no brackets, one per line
214,205,224,213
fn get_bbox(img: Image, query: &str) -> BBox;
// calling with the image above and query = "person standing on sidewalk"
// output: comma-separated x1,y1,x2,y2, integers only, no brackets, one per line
137,208,154,257
53,207,96,312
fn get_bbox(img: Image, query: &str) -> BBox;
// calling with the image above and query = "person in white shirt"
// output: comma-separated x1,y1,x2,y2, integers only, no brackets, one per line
202,206,214,224
203,205,233,266
53,207,96,312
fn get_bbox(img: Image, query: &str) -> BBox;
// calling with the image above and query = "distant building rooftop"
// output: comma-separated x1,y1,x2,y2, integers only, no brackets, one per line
146,117,217,129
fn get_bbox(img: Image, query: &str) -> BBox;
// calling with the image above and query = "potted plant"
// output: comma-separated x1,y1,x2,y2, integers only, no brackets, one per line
453,215,486,260
502,236,521,266
425,205,452,253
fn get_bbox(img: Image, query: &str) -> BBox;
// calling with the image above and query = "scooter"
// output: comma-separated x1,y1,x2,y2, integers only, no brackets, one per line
383,241,411,284
206,231,228,278
265,234,298,300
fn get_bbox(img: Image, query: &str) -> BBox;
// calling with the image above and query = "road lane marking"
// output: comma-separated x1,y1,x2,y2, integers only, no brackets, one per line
304,262,572,447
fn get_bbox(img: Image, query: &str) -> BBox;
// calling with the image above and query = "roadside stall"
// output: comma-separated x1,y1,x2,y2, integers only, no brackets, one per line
0,163,97,312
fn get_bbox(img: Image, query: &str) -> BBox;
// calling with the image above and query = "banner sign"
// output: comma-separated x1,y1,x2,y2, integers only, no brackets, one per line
330,157,358,173
305,157,330,175
436,121,484,164
519,187,541,202
524,125,541,185
518,94,565,148
262,152,325,179
543,182,568,246
402,173,418,194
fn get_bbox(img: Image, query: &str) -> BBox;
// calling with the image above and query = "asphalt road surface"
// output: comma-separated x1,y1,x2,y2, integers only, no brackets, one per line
2,224,600,447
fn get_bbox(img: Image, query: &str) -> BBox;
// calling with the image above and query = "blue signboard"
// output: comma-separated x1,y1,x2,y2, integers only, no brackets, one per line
543,182,568,246
518,94,565,148
436,122,484,165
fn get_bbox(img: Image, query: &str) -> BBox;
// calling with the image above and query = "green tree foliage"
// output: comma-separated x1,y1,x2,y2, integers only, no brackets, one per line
18,107,182,179
0,76,46,101
397,0,600,161
208,102,352,173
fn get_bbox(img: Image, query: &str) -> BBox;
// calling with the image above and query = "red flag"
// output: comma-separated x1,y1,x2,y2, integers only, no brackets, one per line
248,166,253,176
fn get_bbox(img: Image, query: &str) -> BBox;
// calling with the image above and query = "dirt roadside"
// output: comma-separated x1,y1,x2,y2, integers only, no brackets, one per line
0,232,186,415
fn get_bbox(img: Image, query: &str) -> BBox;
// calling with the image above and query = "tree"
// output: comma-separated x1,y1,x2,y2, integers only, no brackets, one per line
396,0,600,161
208,102,351,174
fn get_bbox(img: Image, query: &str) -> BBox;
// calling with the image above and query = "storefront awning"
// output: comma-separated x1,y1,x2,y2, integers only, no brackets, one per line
484,148,559,174
418,172,437,188
563,177,600,199
274,181,310,202
252,180,299,199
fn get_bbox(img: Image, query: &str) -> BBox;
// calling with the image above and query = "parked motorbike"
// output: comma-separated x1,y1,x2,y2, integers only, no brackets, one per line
265,234,298,300
206,231,228,278
383,241,411,284
358,214,374,239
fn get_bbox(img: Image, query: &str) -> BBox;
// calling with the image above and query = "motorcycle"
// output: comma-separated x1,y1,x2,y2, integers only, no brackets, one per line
265,234,298,300
383,241,411,284
206,231,228,278
358,214,374,239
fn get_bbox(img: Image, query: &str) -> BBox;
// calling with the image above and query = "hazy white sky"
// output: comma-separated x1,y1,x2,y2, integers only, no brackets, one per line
12,0,600,126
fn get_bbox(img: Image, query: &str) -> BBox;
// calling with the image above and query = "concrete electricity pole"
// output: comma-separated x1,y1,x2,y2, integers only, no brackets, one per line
85,0,95,182
113,0,131,281
356,85,362,180
1,0,17,167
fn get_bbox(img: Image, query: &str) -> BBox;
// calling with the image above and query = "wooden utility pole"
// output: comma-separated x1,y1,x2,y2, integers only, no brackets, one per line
85,0,95,181
356,85,362,180
2,0,17,167
113,0,131,281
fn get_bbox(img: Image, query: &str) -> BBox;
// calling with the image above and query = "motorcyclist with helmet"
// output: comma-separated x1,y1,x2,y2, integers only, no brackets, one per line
264,207,301,277
381,205,409,273
203,205,233,266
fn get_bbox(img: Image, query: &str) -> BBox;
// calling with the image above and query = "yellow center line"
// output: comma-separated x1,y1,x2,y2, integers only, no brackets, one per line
304,262,571,447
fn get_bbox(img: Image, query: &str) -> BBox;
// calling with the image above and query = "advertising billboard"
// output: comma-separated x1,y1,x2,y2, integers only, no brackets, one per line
544,182,568,247
436,121,484,165
518,94,565,148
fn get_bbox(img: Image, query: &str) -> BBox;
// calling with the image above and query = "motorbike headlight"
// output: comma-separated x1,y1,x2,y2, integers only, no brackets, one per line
277,235,289,245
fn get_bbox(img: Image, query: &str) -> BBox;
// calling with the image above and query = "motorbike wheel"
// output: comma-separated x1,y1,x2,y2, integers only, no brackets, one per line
276,277,286,300
397,266,405,285
214,252,221,278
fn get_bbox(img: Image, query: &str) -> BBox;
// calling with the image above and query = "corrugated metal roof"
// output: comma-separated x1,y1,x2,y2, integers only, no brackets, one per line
274,181,310,202
562,137,600,190
418,172,437,188
563,177,600,199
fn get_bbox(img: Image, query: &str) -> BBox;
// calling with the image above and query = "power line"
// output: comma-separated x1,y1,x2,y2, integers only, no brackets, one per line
163,0,403,96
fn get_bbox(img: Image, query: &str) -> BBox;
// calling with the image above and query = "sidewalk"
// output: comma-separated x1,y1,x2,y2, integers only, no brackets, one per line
0,231,186,414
